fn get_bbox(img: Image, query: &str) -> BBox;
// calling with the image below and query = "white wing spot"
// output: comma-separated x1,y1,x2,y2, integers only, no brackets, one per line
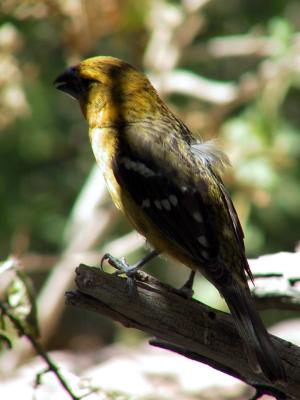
122,157,155,177
169,195,178,206
136,163,155,177
193,212,203,223
201,250,210,260
162,199,171,211
197,235,209,247
142,199,150,208
124,158,132,170
154,200,162,210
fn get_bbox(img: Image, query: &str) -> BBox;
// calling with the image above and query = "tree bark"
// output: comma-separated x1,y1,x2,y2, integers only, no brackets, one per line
66,264,300,400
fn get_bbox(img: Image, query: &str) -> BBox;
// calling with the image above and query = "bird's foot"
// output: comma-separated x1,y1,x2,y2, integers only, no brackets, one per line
100,253,140,295
175,270,195,299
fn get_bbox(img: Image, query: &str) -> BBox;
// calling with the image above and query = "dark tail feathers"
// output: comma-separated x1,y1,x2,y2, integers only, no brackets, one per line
222,283,286,383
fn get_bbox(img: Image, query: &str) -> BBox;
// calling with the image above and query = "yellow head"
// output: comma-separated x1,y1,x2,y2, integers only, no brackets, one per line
54,56,162,128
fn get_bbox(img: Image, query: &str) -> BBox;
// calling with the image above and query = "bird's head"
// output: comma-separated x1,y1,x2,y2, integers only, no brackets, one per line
54,56,160,127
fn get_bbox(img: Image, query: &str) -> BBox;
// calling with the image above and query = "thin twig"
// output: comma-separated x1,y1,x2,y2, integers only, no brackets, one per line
0,301,81,400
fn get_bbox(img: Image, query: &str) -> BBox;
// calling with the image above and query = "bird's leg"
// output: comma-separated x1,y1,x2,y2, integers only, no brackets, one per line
177,270,196,299
101,250,159,294
101,250,159,293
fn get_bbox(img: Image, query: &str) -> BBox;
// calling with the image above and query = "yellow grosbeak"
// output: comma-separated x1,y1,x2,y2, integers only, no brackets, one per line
55,56,285,383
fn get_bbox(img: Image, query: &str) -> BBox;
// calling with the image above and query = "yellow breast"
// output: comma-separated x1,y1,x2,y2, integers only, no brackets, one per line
89,126,123,210
89,125,158,238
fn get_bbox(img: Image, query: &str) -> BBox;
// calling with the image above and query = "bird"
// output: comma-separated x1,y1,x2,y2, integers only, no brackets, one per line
54,56,286,383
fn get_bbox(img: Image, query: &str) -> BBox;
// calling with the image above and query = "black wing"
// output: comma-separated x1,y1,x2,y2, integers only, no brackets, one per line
112,143,249,285
113,149,221,265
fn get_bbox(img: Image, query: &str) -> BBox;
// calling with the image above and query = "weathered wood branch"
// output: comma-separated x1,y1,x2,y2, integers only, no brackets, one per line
66,264,300,400
249,252,300,312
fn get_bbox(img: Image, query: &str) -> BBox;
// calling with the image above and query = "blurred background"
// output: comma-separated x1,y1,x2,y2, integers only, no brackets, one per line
1,0,300,398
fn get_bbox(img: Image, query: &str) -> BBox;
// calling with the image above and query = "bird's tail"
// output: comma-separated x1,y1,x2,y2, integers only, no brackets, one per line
222,282,286,384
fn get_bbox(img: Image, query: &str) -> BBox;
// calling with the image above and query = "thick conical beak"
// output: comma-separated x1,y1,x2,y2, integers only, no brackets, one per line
54,66,82,100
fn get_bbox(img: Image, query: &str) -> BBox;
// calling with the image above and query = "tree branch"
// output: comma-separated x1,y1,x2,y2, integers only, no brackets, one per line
249,253,300,312
66,264,300,400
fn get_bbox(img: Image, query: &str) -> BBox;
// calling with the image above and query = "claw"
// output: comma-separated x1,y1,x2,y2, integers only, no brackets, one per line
99,253,139,296
100,253,110,270
176,270,196,299
177,286,194,299
99,251,159,297
120,257,128,265
100,253,130,272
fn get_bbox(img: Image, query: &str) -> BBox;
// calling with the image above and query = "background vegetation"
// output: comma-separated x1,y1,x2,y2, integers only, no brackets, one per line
1,0,300,398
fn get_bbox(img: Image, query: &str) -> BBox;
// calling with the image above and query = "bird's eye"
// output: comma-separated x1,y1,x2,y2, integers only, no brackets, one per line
80,78,93,90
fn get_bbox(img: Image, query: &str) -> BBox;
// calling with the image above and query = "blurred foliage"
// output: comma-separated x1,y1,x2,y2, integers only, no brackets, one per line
0,258,39,349
0,0,149,258
1,0,300,353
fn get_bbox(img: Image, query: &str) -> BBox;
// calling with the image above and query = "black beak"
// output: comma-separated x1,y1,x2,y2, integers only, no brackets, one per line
54,66,82,100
